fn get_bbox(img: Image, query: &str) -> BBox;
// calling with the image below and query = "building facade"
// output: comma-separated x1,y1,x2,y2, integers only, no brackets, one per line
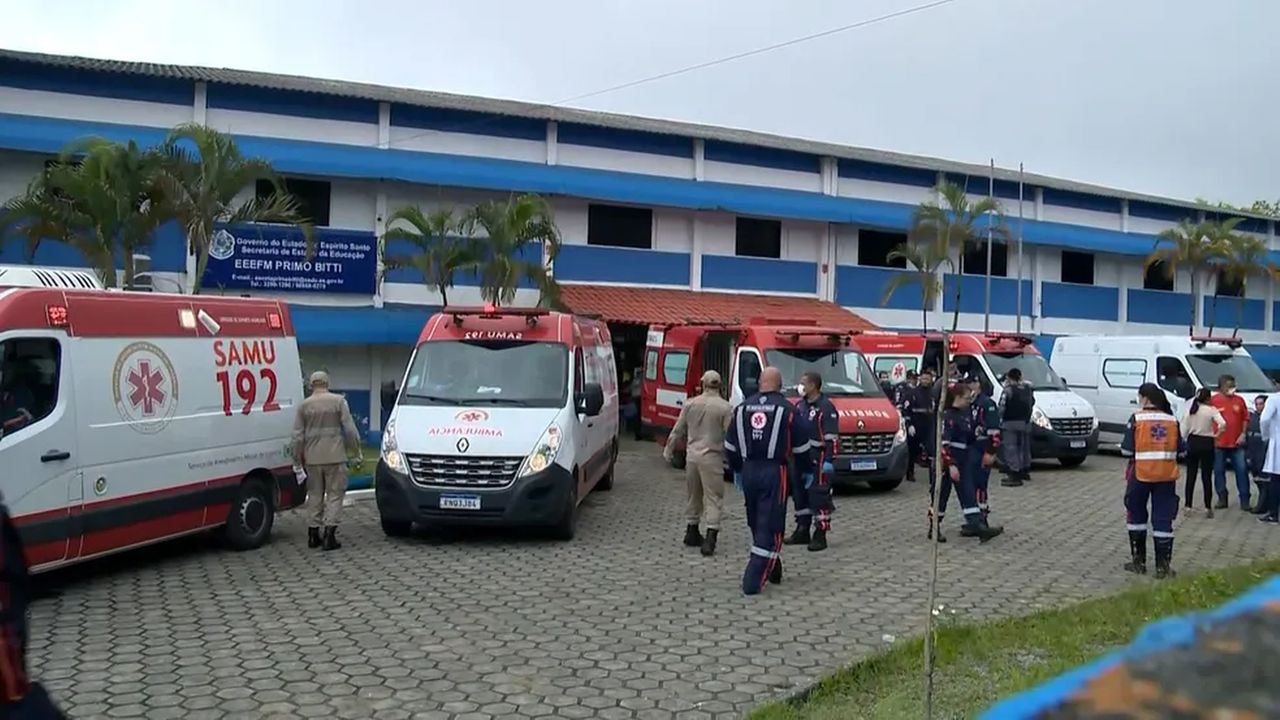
2,49,1278,442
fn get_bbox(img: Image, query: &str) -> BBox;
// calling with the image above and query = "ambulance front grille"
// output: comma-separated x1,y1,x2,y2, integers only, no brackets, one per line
406,454,523,488
1049,417,1094,436
838,433,895,456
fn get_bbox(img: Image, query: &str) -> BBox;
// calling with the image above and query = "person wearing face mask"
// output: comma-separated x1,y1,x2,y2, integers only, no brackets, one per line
784,371,837,552
1210,374,1251,510
1121,383,1186,578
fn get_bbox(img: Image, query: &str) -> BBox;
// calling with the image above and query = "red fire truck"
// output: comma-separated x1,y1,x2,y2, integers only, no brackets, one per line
641,319,907,491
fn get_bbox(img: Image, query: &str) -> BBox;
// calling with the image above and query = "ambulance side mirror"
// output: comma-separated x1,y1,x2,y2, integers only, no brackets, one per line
578,383,605,417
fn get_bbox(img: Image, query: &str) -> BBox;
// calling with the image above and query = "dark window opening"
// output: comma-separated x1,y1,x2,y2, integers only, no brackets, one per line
1215,270,1244,297
735,217,782,259
961,240,1008,276
256,177,331,227
1143,261,1175,291
0,338,62,441
1060,251,1095,285
858,230,908,268
587,204,653,249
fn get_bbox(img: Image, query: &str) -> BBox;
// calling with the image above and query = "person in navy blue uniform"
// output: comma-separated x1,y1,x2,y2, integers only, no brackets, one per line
964,374,1002,532
903,369,936,484
0,492,65,719
725,367,814,595
930,383,1004,543
785,371,838,552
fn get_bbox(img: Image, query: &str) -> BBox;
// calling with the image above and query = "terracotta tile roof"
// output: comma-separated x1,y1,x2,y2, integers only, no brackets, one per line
559,284,877,330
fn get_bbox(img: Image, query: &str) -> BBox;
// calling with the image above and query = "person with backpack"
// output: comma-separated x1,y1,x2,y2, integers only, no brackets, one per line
999,368,1035,486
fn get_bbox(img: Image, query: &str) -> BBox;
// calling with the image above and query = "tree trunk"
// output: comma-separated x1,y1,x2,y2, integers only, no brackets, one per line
192,235,208,295
950,275,961,332
123,247,135,290
1233,279,1247,338
1187,271,1196,336
439,285,449,309
1208,292,1219,336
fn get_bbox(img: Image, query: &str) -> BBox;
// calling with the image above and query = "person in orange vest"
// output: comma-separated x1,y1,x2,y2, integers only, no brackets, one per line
1120,383,1187,579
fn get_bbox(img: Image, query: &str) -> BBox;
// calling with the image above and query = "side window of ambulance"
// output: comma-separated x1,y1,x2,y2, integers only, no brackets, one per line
1103,358,1146,389
0,338,61,440
574,347,585,394
662,352,689,386
645,350,659,381
737,352,762,393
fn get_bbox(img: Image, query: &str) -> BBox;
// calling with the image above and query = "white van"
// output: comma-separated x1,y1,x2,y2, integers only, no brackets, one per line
375,306,619,541
1050,335,1274,443
0,287,305,572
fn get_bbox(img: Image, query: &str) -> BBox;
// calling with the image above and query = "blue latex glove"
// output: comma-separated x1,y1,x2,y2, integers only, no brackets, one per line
802,473,815,489
733,472,743,491
822,461,834,476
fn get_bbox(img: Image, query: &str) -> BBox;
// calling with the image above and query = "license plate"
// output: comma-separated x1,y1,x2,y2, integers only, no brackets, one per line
848,459,877,471
1069,440,1087,449
439,495,481,510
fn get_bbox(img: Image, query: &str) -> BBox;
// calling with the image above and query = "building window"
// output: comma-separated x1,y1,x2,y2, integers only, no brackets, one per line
1143,261,1175,291
256,177,331,227
1060,251,1095,285
1215,270,1244,297
858,230,908,268
960,240,1007,276
587,204,653,249
735,217,782,259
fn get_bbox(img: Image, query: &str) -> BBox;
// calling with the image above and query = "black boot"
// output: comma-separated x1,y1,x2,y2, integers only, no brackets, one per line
1154,537,1175,579
683,524,703,547
700,528,718,557
768,559,783,585
1123,530,1147,574
1214,496,1229,510
927,526,947,543
1001,475,1023,488
808,529,828,552
784,526,811,546
307,527,322,549
968,520,1003,543
1251,484,1268,514
322,526,341,551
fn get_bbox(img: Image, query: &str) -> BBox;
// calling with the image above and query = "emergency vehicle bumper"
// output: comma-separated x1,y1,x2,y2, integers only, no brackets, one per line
374,459,575,528
1031,426,1099,459
829,440,909,488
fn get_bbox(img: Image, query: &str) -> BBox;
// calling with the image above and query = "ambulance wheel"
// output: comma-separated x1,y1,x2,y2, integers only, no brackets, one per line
223,478,275,551
595,442,617,492
1059,456,1087,468
381,518,413,537
868,478,903,492
551,472,579,541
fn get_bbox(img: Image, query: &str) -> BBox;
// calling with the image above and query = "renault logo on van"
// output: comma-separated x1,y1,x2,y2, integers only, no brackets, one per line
1072,408,1078,417
456,438,470,453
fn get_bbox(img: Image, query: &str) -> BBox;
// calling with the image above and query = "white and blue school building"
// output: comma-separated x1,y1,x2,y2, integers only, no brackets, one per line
2,47,1279,443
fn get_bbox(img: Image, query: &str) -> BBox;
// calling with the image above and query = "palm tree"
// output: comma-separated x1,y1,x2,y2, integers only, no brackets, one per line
1217,229,1274,337
909,180,1007,331
157,123,312,294
380,206,478,307
880,234,950,333
1,138,169,288
1145,219,1221,335
461,194,561,307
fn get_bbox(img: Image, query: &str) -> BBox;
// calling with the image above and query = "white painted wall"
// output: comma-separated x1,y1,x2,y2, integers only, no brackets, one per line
1040,203,1122,231
702,160,821,193
205,108,377,147
0,150,43,202
558,143,693,179
387,125,545,164
0,86,193,129
654,209,694,253
833,225,859,266
784,222,823,262
1127,215,1179,236
698,213,737,256
329,179,378,231
835,177,932,207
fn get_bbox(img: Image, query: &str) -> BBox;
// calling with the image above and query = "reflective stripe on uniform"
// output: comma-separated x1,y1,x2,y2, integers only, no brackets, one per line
794,509,813,517
724,441,737,452
1152,530,1174,539
791,439,811,454
750,545,780,559
943,441,968,449
1135,412,1178,423
824,433,839,440
1135,451,1177,461
735,411,748,462
766,407,784,460
1126,523,1147,531
962,506,981,515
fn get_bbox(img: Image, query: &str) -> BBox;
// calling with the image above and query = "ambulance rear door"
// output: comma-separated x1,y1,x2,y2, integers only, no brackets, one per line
644,326,699,430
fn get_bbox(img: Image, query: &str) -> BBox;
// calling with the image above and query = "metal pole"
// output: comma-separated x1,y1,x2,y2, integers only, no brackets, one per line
923,331,949,718
984,159,994,332
1016,163,1025,334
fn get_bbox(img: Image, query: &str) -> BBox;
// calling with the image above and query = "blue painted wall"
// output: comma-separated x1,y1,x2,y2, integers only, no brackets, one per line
1127,288,1193,326
206,83,378,124
941,275,1033,316
0,57,193,105
0,221,188,274
1040,282,1119,321
389,104,546,141
1202,296,1265,332
382,236,542,289
701,255,816,294
557,123,691,158
835,265,923,311
554,245,690,286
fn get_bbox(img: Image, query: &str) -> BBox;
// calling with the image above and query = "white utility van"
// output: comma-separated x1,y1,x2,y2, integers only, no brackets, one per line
0,287,306,572
1050,335,1275,444
375,305,619,541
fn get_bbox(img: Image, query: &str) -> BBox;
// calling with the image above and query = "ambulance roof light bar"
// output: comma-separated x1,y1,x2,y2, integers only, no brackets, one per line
1190,335,1244,349
983,332,1034,347
774,329,858,346
446,304,550,327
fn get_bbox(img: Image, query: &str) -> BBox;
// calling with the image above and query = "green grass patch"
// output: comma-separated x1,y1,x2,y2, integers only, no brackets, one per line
749,556,1280,720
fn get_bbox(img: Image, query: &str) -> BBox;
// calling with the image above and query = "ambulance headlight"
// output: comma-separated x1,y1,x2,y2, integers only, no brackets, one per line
1031,406,1052,430
1091,415,1099,431
518,423,563,478
894,416,907,445
380,418,408,475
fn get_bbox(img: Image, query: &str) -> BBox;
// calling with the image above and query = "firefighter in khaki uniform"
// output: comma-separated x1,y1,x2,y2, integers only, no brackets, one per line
293,371,363,551
1120,383,1187,579
665,370,733,556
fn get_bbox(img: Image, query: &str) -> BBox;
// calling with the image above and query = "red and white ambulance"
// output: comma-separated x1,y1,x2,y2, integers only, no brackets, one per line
854,331,1098,467
376,305,618,540
0,287,305,572
641,319,907,491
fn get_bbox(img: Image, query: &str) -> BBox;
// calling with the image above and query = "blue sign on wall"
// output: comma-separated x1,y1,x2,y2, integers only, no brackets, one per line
203,224,378,294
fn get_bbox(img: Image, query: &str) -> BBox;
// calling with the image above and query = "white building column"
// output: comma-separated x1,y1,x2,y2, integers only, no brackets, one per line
377,102,390,149
193,81,207,125
546,122,558,166
1031,246,1044,329
1120,199,1129,233
1117,256,1129,332
1034,188,1044,221
369,346,383,434
374,188,388,308
690,215,703,290
693,139,705,181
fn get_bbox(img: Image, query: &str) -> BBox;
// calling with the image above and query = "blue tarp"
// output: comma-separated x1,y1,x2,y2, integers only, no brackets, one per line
982,575,1280,718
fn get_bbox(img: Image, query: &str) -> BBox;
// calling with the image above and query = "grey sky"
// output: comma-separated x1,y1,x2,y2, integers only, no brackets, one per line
1,0,1274,205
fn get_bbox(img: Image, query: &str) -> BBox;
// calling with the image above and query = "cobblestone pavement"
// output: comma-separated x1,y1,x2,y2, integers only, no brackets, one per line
27,442,1278,719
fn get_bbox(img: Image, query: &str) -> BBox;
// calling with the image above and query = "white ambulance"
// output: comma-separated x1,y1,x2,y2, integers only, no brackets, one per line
0,286,305,572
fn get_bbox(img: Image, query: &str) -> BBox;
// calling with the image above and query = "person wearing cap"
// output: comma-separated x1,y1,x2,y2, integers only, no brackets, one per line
665,370,733,556
964,373,1003,532
292,371,362,551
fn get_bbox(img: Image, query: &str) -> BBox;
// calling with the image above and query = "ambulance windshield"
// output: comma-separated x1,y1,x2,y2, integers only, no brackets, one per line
984,352,1067,390
401,340,569,408
764,349,884,397
1186,353,1273,393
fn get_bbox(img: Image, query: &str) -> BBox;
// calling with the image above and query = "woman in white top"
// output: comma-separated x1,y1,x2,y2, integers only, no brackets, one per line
1183,388,1225,517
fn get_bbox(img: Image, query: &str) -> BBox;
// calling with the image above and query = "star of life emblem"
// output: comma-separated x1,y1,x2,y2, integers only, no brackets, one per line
112,341,179,435
750,411,768,430
1150,424,1169,442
